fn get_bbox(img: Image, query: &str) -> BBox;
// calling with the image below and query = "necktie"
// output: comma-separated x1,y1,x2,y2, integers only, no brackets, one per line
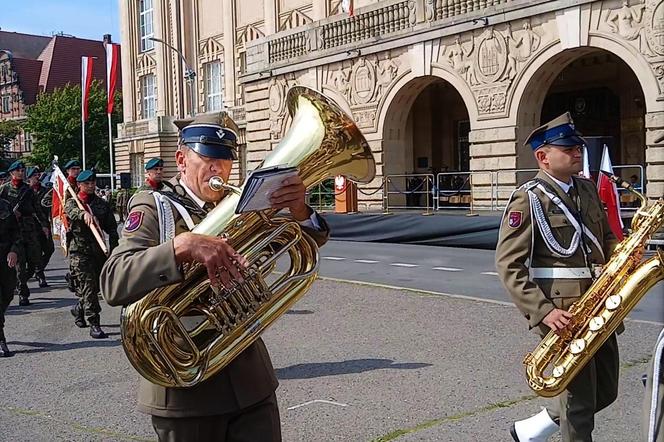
203,202,215,213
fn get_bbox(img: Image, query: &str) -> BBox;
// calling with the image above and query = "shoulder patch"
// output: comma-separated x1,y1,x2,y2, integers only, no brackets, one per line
508,210,523,229
124,210,144,232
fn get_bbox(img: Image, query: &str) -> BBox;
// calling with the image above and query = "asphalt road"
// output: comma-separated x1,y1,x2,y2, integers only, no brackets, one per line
317,240,664,324
0,241,662,442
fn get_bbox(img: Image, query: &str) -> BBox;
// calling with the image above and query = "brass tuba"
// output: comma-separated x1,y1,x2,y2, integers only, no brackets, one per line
120,87,375,387
524,175,664,397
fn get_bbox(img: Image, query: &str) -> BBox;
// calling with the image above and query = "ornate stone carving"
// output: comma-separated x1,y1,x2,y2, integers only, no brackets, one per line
325,55,400,106
504,20,541,80
445,35,479,85
408,1,418,26
278,9,313,32
644,0,664,56
474,27,507,84
425,0,435,22
475,85,509,114
352,107,377,129
654,63,664,91
605,0,655,56
350,58,377,105
268,78,288,140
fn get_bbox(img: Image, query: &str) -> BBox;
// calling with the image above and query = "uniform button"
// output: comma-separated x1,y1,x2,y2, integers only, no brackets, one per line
159,274,168,282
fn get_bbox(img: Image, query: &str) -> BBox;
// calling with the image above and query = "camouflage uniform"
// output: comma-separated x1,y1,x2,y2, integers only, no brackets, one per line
65,194,118,325
0,196,21,353
33,183,55,285
0,180,48,302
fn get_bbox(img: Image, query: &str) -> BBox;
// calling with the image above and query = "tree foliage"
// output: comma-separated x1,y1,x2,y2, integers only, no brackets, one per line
0,119,21,150
24,80,122,171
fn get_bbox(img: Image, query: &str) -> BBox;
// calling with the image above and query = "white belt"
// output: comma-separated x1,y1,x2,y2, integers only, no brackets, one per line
530,267,592,279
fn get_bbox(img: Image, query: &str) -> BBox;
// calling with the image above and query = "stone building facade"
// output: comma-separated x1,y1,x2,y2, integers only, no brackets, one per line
117,0,664,207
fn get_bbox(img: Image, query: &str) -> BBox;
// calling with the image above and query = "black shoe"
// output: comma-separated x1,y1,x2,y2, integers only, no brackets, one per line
37,273,48,288
0,340,13,357
70,305,87,328
18,296,30,307
89,324,107,339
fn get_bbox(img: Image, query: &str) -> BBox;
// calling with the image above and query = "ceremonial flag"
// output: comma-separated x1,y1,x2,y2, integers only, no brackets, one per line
597,145,624,241
581,145,591,179
341,0,354,16
105,43,120,114
50,166,71,253
81,56,94,122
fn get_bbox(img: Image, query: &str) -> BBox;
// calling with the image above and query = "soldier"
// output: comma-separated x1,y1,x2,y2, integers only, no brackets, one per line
0,171,7,186
138,157,166,191
0,194,20,357
27,167,54,288
65,170,118,339
496,113,619,442
63,159,81,293
0,161,49,306
644,331,663,442
100,112,330,442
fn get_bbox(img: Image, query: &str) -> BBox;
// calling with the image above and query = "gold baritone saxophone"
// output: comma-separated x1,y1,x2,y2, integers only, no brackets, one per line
524,173,664,397
120,87,376,387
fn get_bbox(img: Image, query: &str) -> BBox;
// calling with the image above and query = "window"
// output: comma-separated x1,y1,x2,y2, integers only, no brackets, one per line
139,0,154,52
24,132,32,152
131,153,145,187
141,74,156,119
1,95,9,113
204,61,224,112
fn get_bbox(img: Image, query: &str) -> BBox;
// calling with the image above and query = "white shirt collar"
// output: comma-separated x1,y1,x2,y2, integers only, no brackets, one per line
544,171,573,193
179,178,206,209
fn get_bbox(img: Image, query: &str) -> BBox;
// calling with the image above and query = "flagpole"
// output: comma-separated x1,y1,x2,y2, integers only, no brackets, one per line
82,118,86,170
108,113,114,189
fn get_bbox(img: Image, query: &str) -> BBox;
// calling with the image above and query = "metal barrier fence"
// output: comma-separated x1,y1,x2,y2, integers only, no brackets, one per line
435,171,494,211
383,174,435,214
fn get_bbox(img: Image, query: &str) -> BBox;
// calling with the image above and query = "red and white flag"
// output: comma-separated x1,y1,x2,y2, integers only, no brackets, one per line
50,165,71,253
341,0,354,16
81,56,95,122
581,146,591,179
105,43,120,114
597,145,624,241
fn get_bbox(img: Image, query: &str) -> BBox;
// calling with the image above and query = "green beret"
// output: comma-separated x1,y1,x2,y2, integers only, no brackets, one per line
26,166,39,178
8,160,25,172
76,169,96,182
145,157,164,170
0,171,7,178
64,159,81,169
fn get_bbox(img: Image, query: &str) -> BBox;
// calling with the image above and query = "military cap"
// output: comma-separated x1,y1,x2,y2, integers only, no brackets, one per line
0,171,6,179
76,169,96,182
525,112,586,151
64,159,81,169
175,112,239,160
145,157,164,170
26,166,39,178
7,160,25,172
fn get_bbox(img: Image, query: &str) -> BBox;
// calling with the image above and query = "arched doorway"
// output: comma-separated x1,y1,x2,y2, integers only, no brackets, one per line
516,48,646,190
382,76,470,208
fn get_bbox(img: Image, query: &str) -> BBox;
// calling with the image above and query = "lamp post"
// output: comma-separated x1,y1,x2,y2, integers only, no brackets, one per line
149,37,197,118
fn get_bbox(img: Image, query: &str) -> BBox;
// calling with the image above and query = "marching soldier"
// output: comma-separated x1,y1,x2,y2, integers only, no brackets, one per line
27,167,54,288
138,157,166,191
65,170,118,339
0,194,20,357
495,112,619,442
100,112,330,442
63,159,82,293
0,161,49,306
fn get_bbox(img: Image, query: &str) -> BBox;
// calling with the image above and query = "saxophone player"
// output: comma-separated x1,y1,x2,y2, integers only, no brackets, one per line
100,112,329,442
495,112,619,442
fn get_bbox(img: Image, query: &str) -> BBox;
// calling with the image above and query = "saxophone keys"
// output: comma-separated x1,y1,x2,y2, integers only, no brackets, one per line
589,316,605,332
605,295,622,311
553,366,565,378
569,338,586,354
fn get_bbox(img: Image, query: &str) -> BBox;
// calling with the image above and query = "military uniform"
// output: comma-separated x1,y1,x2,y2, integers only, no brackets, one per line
28,167,54,287
0,162,48,305
63,160,82,293
644,331,664,442
65,170,118,337
0,196,21,357
496,113,619,442
138,157,166,192
100,113,330,442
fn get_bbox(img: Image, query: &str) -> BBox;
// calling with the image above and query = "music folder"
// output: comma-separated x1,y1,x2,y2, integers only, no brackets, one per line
235,165,299,214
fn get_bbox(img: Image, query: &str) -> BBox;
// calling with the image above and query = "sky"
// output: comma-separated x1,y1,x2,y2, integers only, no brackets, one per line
1,0,121,42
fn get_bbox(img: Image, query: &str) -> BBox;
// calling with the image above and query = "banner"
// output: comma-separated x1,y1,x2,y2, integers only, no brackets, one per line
50,166,71,253
105,43,120,114
341,0,354,16
597,145,624,241
81,56,95,122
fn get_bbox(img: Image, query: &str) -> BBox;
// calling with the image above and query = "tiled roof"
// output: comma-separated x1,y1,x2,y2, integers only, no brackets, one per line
11,58,43,105
0,31,51,59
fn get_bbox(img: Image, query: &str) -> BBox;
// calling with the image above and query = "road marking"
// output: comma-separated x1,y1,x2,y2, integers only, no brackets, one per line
287,399,348,411
481,271,499,276
432,267,463,272
355,259,379,264
391,263,418,268
322,256,346,261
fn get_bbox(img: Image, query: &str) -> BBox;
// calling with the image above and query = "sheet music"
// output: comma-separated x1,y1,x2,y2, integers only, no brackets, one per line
235,165,299,214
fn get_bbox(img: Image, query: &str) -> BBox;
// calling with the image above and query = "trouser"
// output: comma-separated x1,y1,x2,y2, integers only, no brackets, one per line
0,260,17,340
69,253,105,323
643,333,664,442
151,392,281,442
16,228,42,297
546,333,620,442
36,228,54,276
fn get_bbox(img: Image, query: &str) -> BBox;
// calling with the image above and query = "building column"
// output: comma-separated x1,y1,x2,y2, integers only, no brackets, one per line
264,0,277,35
222,0,236,108
311,0,327,21
469,125,518,210
119,0,136,122
645,110,664,201
153,0,171,117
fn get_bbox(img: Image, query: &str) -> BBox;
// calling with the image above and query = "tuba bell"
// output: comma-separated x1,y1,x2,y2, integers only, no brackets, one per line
524,174,664,397
120,86,376,387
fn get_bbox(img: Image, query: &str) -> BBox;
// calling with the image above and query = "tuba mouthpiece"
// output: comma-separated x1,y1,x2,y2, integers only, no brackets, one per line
209,176,226,191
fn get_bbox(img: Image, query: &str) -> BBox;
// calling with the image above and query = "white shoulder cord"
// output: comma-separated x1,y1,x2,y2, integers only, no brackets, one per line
152,192,196,244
